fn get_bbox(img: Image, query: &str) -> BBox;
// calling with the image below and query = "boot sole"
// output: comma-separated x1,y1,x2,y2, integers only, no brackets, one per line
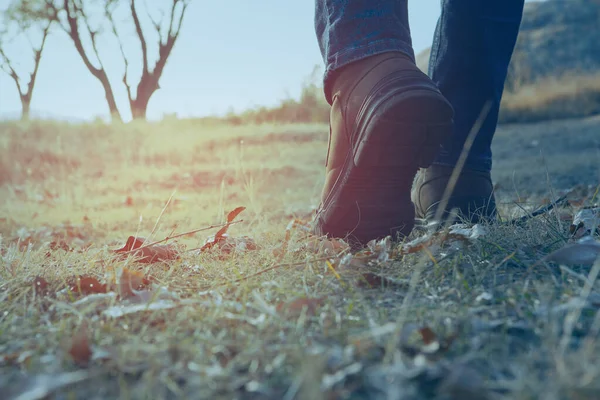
316,89,454,245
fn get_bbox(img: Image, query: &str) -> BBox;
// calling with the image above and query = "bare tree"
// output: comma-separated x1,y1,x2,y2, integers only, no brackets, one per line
0,4,52,121
24,0,190,121
107,0,190,119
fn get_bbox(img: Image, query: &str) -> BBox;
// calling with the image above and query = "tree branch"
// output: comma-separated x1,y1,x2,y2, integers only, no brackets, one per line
78,6,105,72
0,46,24,95
105,4,133,103
143,0,162,35
26,22,52,98
154,0,188,78
61,0,102,78
131,0,148,75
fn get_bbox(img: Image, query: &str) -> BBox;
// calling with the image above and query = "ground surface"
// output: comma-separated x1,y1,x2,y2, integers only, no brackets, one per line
1,117,599,400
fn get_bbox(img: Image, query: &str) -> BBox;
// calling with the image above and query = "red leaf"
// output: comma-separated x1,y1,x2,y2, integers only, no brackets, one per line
115,236,145,252
118,268,151,298
67,275,107,295
33,276,50,296
226,206,246,223
419,326,438,345
200,233,228,252
114,236,178,264
68,324,92,367
214,207,246,239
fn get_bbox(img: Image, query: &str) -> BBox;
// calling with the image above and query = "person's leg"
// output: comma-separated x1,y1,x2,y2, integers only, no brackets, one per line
313,0,454,244
413,0,525,223
314,0,415,103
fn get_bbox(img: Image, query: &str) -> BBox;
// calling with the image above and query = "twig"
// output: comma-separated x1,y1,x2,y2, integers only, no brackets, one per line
509,193,570,226
120,219,244,254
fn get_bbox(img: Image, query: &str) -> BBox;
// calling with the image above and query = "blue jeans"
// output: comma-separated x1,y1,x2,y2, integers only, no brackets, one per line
315,0,524,172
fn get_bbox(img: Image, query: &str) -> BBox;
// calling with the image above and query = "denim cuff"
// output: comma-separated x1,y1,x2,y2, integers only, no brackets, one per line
322,39,415,104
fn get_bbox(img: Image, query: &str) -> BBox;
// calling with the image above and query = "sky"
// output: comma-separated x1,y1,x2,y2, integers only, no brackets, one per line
0,1,447,122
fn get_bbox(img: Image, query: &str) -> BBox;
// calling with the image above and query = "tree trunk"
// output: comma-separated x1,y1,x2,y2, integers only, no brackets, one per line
97,74,122,122
130,98,149,119
130,74,159,120
20,95,31,121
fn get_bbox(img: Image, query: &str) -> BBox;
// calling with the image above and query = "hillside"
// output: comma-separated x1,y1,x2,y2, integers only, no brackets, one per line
416,0,600,123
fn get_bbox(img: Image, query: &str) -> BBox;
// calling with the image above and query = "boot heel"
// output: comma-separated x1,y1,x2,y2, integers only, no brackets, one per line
353,91,453,168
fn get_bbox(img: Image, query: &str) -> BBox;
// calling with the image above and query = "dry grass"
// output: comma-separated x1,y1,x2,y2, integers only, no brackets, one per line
1,119,600,399
500,73,600,124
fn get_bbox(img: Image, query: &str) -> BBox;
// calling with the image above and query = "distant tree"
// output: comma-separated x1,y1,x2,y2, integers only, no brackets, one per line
0,2,52,121
17,0,190,121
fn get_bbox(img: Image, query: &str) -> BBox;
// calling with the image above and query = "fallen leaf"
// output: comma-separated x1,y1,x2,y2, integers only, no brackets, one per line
201,206,247,251
226,206,246,223
33,276,50,296
1,350,34,367
419,327,438,345
399,324,457,360
114,236,178,263
218,235,259,254
570,206,600,239
544,238,600,267
68,324,92,367
67,276,107,295
118,268,151,298
124,196,133,206
401,235,435,254
448,224,487,241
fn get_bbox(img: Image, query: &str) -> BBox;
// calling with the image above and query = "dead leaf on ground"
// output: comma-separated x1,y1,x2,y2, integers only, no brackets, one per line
400,324,457,360
117,267,152,298
201,206,247,252
114,236,178,263
1,350,34,367
67,324,92,367
544,238,600,267
226,206,246,223
33,276,50,296
419,327,438,345
400,235,435,254
218,235,259,253
200,234,258,255
448,224,487,241
67,275,107,295
570,206,600,239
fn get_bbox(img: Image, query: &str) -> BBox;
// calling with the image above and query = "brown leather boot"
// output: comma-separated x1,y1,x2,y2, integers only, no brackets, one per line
312,52,454,245
412,165,497,225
